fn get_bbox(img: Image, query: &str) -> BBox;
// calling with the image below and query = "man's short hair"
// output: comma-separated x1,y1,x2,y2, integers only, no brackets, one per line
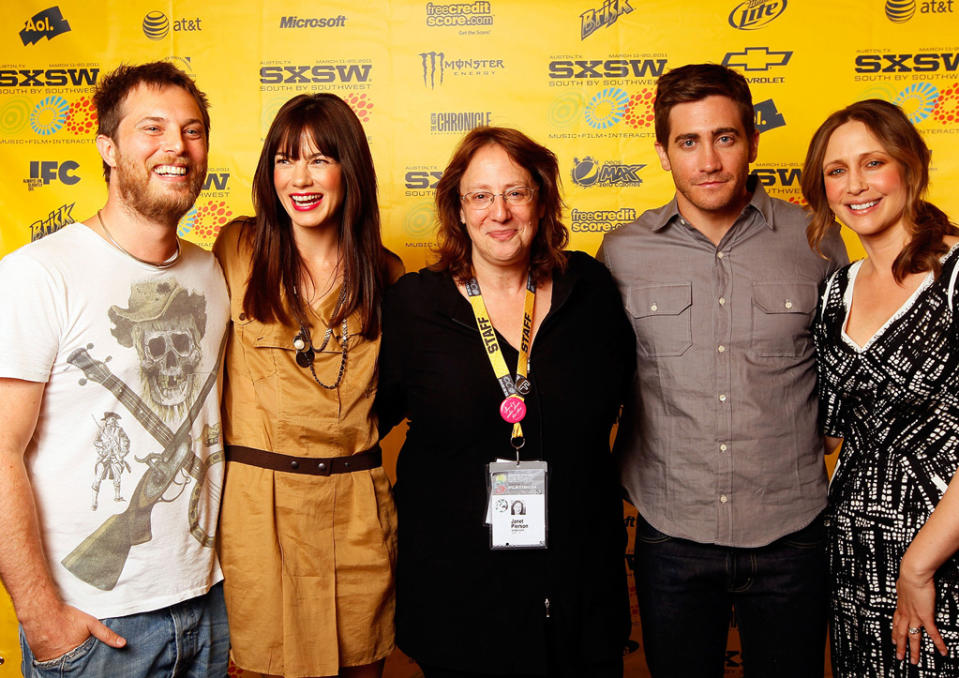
92,61,210,181
654,63,755,145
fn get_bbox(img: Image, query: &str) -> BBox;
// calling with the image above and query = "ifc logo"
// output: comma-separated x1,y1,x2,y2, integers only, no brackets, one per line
143,11,170,39
885,0,916,21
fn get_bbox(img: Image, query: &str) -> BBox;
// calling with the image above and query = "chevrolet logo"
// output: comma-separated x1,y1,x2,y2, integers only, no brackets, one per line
722,47,792,72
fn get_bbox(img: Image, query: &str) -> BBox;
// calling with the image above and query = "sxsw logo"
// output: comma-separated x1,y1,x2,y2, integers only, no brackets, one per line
259,64,373,84
854,52,959,72
722,47,792,71
20,6,71,45
570,157,645,187
548,59,667,79
0,68,98,88
405,170,444,189
202,171,230,192
750,166,802,187
24,160,79,190
728,0,787,29
580,0,633,39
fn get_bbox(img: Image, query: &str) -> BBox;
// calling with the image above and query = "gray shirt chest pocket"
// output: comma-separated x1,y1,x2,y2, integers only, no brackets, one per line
627,283,692,357
750,282,818,357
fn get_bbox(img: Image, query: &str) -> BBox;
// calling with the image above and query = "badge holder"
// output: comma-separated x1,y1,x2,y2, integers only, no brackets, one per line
486,436,548,550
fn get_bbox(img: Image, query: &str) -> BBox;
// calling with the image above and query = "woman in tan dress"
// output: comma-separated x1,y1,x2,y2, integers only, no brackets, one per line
213,93,402,678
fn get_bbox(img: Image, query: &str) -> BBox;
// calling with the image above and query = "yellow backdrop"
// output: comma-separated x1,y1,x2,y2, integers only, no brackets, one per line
4,0,959,675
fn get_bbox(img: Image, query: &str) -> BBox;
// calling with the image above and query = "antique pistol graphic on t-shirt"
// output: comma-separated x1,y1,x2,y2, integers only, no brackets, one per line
60,340,223,591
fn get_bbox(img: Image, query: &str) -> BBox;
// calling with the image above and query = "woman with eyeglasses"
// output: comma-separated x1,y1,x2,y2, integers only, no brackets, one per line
212,93,403,678
376,127,635,678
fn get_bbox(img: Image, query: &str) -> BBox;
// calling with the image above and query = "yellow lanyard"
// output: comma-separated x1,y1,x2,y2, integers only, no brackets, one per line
465,273,536,451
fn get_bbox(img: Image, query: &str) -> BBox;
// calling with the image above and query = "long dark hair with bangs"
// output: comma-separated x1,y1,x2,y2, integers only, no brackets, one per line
241,93,389,338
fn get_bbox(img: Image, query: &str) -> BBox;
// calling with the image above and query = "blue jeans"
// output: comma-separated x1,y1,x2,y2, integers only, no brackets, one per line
20,582,229,678
634,515,827,678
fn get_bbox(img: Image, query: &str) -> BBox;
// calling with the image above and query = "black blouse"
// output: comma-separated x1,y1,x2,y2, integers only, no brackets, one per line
376,251,636,675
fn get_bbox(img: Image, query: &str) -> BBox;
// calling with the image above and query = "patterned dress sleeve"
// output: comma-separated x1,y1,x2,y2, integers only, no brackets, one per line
814,271,847,439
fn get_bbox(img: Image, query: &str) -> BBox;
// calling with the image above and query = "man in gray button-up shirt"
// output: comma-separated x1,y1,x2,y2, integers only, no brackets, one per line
598,64,847,678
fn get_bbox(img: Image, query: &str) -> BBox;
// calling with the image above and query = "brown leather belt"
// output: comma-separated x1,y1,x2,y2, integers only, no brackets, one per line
226,444,381,476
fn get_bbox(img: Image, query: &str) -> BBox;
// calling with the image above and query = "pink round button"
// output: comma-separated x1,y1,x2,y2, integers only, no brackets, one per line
499,395,526,423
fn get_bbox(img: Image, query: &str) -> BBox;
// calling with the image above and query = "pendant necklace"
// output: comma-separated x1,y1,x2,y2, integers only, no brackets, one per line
292,282,349,390
97,210,181,269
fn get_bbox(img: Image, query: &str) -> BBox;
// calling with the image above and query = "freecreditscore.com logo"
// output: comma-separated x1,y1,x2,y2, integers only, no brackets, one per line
426,2,493,27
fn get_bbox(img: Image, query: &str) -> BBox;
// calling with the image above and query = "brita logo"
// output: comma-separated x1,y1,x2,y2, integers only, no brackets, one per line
20,6,71,45
728,0,787,29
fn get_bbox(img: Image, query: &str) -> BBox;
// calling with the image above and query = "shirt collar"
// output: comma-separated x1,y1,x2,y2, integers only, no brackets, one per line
652,175,776,233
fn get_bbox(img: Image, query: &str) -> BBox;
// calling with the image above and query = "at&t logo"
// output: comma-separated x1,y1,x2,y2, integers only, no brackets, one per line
142,11,203,40
885,0,953,20
728,0,787,29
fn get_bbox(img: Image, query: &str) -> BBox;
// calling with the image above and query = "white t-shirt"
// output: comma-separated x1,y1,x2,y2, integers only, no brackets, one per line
0,223,229,619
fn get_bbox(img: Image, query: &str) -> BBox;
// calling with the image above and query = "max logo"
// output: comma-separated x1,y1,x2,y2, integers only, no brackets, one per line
20,6,71,45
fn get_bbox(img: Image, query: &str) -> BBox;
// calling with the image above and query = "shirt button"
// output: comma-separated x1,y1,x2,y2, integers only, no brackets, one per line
717,345,726,353
784,299,793,309
719,297,727,306
717,252,725,259
720,443,728,452
238,312,247,320
719,394,727,402
650,303,658,311
720,495,728,504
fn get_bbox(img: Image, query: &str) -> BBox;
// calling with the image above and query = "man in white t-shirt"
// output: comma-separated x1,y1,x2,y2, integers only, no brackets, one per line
0,61,229,676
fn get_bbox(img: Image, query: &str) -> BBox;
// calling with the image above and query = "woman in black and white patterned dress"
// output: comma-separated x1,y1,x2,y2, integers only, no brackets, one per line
802,99,959,676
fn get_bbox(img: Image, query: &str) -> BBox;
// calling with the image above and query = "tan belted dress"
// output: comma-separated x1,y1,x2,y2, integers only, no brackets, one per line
213,219,398,678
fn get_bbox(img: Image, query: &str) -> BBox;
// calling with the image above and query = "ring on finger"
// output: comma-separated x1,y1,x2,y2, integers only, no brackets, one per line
908,626,922,635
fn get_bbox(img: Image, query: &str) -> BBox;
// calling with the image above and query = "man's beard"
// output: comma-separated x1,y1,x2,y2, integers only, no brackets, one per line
113,152,206,225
